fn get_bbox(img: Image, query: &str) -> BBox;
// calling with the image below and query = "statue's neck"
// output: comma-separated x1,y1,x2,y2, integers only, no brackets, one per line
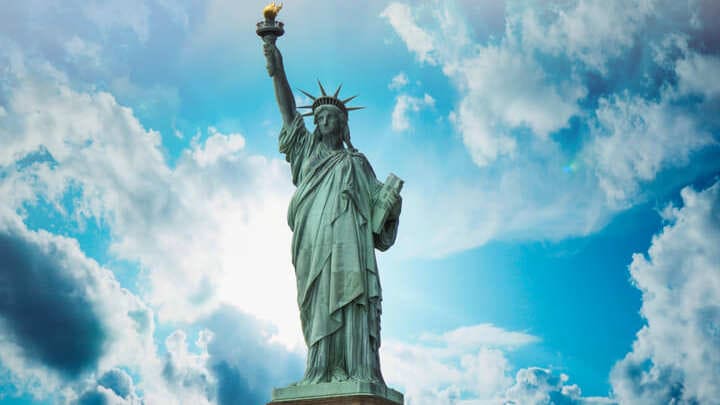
320,133,343,150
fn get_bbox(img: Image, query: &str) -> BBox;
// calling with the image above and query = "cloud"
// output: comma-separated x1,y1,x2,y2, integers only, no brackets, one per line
382,323,606,404
673,45,720,99
0,0,157,49
382,2,587,166
96,369,137,401
397,142,611,257
584,92,715,206
0,210,155,401
0,0,191,136
389,72,409,90
610,180,720,404
380,3,437,65
516,0,654,74
449,43,585,166
0,43,314,402
77,369,141,405
108,76,181,124
653,33,720,117
159,306,303,405
162,330,216,404
382,334,515,403
0,225,302,404
420,324,539,353
64,36,103,69
191,127,247,167
503,367,615,405
0,49,301,350
201,306,304,404
77,387,136,405
83,0,152,42
0,229,106,377
381,0,719,257
391,93,435,132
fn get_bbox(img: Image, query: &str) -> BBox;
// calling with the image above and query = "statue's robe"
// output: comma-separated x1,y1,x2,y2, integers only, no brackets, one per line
279,113,399,383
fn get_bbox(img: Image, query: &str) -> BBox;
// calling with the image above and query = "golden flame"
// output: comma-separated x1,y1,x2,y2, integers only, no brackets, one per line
263,1,283,20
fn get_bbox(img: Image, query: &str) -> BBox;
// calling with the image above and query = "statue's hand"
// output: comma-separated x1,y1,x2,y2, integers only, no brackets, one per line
390,192,402,218
263,41,283,77
380,188,401,218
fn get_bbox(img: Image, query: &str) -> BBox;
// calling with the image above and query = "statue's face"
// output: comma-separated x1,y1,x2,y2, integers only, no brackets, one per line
315,106,345,140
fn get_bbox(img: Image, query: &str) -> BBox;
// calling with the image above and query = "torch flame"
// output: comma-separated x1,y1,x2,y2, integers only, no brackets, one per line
263,1,283,20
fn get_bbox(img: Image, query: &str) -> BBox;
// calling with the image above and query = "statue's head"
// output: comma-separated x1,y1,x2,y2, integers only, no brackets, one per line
299,81,362,152
313,104,355,151
314,105,346,136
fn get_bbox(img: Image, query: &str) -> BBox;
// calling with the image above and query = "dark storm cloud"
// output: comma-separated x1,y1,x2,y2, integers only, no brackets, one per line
162,305,304,404
691,0,720,52
203,306,304,405
76,368,137,405
76,390,108,405
212,361,264,405
97,369,134,399
0,231,106,377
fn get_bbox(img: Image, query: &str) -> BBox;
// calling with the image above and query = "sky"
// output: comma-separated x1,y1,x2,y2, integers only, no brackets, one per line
0,0,719,404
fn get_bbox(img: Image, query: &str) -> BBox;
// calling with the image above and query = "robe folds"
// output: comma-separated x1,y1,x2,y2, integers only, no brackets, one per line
279,113,399,383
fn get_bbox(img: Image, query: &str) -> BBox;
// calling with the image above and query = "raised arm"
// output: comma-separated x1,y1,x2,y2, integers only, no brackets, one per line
263,39,296,126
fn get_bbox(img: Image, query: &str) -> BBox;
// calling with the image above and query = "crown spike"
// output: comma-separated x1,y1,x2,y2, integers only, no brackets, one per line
296,81,362,116
317,80,327,96
342,95,358,104
297,89,316,101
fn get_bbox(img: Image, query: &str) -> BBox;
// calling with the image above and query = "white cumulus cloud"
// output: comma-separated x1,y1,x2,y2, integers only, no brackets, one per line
191,127,247,167
380,3,438,65
382,323,607,404
517,0,655,74
382,2,587,166
584,93,714,206
382,0,717,256
389,72,410,90
504,367,615,405
611,180,720,404
392,93,435,132
450,43,585,166
675,49,720,99
0,51,300,350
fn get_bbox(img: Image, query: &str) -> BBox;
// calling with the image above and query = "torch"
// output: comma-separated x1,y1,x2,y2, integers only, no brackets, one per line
256,2,284,45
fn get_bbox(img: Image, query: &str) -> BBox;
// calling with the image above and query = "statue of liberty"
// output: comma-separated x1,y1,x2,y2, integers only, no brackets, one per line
258,3,403,389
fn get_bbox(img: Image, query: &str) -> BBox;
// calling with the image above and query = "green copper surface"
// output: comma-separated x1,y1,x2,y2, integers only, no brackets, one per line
260,9,403,394
272,381,403,404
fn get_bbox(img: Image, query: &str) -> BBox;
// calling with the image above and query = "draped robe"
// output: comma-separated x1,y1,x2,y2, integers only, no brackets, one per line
279,113,400,384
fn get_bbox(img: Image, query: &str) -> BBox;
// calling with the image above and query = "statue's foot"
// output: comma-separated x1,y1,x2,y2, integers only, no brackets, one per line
345,375,385,385
329,367,349,382
291,376,318,386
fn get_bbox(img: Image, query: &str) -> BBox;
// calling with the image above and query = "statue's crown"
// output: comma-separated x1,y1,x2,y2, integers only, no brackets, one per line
298,81,364,117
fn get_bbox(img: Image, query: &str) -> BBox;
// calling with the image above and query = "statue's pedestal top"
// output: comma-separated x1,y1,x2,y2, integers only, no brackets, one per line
268,381,403,404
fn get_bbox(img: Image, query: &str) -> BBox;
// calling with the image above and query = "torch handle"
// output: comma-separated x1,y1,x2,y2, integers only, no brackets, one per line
262,35,282,78
262,34,277,45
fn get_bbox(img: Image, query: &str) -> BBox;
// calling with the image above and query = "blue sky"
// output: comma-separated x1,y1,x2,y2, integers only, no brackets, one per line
0,0,719,404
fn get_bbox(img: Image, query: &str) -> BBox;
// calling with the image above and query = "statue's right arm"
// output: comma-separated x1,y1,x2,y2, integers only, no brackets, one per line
264,41,296,126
